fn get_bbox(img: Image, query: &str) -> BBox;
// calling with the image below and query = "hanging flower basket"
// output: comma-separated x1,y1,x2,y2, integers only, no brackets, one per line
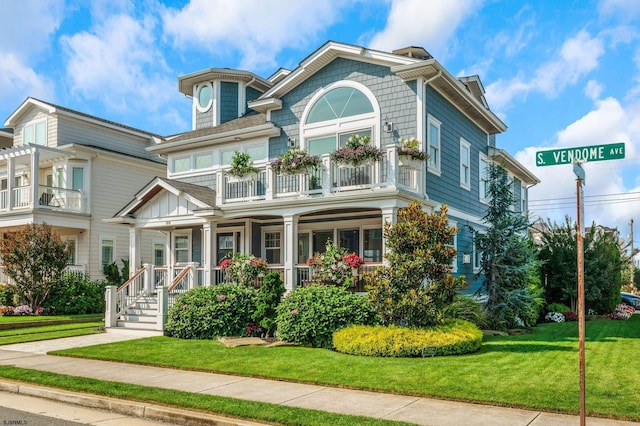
330,134,382,168
397,137,429,166
227,150,260,181
271,147,322,175
227,172,258,183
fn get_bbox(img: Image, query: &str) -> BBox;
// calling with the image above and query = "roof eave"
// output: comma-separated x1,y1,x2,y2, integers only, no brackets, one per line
489,147,540,186
178,68,272,96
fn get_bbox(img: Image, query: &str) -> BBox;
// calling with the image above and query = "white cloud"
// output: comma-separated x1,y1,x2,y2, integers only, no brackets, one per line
486,30,604,112
517,96,639,230
0,54,54,112
161,0,345,71
368,0,483,59
599,0,640,21
585,80,603,100
60,13,176,122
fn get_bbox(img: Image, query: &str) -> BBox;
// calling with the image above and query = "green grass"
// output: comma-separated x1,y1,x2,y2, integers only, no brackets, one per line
0,314,101,323
0,322,103,345
0,366,412,426
50,316,640,421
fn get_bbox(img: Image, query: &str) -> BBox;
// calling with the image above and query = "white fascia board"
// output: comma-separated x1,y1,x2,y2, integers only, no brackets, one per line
4,98,56,126
247,97,282,113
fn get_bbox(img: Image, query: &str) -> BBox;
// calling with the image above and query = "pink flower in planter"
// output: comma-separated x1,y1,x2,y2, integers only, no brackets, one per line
182,304,188,309
219,294,227,301
219,259,230,269
291,309,299,315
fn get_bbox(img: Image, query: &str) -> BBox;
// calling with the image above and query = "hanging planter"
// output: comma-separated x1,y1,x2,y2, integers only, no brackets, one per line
397,137,429,169
227,150,260,182
330,134,382,168
271,147,322,175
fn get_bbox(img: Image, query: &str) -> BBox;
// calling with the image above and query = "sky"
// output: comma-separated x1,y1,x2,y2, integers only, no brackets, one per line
1,0,639,246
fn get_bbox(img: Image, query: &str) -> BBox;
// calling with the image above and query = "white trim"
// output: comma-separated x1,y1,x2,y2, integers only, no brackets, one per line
172,230,192,265
427,114,441,176
100,235,116,267
460,138,471,190
195,82,214,113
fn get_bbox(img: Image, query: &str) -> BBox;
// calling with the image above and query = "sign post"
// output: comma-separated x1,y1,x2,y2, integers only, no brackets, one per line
536,143,625,426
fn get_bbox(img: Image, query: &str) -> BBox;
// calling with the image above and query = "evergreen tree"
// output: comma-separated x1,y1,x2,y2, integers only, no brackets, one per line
476,165,542,329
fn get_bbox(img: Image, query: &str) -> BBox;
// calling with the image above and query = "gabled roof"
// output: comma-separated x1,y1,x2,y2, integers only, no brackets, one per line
148,113,280,154
113,177,218,220
489,147,540,186
4,98,164,141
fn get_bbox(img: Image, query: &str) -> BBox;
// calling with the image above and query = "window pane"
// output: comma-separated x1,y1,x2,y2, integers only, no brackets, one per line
312,230,333,255
341,89,374,117
198,85,212,108
173,157,190,173
364,228,382,262
175,235,189,249
154,243,165,265
221,150,235,165
338,229,359,254
35,122,46,145
194,152,212,169
306,87,374,124
72,167,84,191
217,233,233,263
338,129,371,148
306,98,336,123
101,240,114,266
308,136,336,156
67,239,76,264
24,125,34,144
298,233,310,264
246,145,266,162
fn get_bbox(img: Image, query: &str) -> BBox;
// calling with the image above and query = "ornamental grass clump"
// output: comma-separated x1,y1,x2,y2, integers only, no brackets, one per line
332,320,482,357
270,147,322,175
330,134,382,167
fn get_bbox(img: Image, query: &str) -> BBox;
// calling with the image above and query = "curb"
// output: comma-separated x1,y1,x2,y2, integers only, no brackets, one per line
0,379,266,426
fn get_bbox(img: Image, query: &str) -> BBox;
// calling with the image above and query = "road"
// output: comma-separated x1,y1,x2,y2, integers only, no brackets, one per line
0,391,178,426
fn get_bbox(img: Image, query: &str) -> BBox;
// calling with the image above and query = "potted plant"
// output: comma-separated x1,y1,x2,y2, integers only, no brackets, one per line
270,146,322,175
330,134,382,168
227,150,260,182
397,137,429,168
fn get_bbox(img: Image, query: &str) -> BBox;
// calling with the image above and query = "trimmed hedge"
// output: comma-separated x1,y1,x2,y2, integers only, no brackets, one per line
332,319,482,357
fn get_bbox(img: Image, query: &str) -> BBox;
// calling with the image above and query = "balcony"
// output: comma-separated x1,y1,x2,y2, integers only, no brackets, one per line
215,146,424,205
0,184,86,214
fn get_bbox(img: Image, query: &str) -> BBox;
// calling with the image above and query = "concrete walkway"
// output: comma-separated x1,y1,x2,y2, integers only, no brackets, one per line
0,330,637,426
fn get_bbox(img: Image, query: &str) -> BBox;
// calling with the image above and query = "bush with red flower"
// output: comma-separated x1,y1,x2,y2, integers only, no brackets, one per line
608,304,635,320
220,253,268,287
306,241,363,286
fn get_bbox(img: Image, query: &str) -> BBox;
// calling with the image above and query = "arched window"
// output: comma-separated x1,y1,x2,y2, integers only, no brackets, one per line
301,82,379,156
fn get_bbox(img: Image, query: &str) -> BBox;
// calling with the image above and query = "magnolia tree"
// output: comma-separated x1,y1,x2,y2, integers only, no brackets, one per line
365,201,464,327
0,223,71,311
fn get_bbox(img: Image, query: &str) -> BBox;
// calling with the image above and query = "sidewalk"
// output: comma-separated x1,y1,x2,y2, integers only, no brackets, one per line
0,330,637,426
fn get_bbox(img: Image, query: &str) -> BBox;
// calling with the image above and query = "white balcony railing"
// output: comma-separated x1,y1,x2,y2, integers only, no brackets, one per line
217,146,423,205
0,185,85,213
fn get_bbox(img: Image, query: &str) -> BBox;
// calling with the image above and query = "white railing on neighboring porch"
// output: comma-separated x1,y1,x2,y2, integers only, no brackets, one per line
0,185,85,213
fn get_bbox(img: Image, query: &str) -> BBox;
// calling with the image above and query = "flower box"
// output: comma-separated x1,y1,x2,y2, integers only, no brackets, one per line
337,158,374,169
398,155,423,169
227,172,257,183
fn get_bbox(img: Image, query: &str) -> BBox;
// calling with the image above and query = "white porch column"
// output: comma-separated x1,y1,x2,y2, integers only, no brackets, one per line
244,219,252,254
215,173,224,206
386,146,397,188
202,221,212,286
30,150,39,207
142,263,152,295
381,207,398,266
6,157,14,211
265,164,274,200
188,261,198,289
283,214,298,292
157,286,168,332
321,154,331,196
129,227,142,276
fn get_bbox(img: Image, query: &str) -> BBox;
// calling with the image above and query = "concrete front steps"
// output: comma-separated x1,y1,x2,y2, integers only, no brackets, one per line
116,296,161,331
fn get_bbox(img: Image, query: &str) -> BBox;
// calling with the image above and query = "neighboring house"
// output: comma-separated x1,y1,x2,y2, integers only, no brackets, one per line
0,98,166,281
107,41,538,329
0,128,13,149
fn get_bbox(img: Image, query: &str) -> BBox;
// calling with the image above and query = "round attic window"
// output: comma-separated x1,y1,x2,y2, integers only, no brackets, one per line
197,84,213,111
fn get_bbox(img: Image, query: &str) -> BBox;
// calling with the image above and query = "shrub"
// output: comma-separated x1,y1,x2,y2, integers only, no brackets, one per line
440,294,488,328
547,303,571,313
0,284,17,306
562,311,578,321
0,306,14,316
13,305,33,315
333,320,482,357
545,312,565,323
165,284,257,339
252,272,286,337
42,273,108,315
276,285,377,349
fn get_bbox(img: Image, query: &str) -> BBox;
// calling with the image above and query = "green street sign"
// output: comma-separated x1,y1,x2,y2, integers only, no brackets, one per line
536,142,625,166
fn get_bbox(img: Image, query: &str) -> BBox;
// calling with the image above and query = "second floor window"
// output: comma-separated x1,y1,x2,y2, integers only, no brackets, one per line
479,155,489,203
23,121,46,145
427,115,441,175
460,139,471,190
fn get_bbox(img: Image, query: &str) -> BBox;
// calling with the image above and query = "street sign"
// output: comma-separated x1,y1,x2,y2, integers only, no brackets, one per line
536,142,625,166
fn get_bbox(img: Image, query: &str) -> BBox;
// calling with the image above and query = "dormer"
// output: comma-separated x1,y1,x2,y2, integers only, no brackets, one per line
178,68,272,131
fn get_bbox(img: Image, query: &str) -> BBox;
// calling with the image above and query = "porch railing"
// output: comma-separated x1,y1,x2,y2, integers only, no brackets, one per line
167,265,192,307
115,266,146,316
217,146,423,205
0,185,85,213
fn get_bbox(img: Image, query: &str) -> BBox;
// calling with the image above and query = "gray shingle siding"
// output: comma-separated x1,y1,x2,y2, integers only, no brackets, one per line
196,107,213,130
268,57,417,159
175,173,217,191
245,87,262,115
425,86,488,219
220,82,239,124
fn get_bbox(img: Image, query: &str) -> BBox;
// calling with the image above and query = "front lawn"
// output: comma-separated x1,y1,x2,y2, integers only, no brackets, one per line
0,314,102,323
51,316,640,421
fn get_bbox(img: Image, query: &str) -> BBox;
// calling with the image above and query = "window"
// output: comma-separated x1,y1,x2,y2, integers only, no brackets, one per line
196,83,213,111
264,232,281,264
172,156,190,173
173,233,190,264
427,115,441,175
298,233,310,264
521,183,528,213
479,154,490,203
472,232,483,273
302,83,378,158
23,121,46,145
72,167,84,191
67,238,77,265
101,238,114,266
194,152,213,170
153,243,165,266
338,229,359,254
363,228,383,262
446,223,457,273
312,230,333,255
460,139,471,189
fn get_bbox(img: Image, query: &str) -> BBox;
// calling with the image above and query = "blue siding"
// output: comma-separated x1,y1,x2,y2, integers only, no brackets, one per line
425,86,488,219
269,57,418,159
246,87,262,115
220,82,239,124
